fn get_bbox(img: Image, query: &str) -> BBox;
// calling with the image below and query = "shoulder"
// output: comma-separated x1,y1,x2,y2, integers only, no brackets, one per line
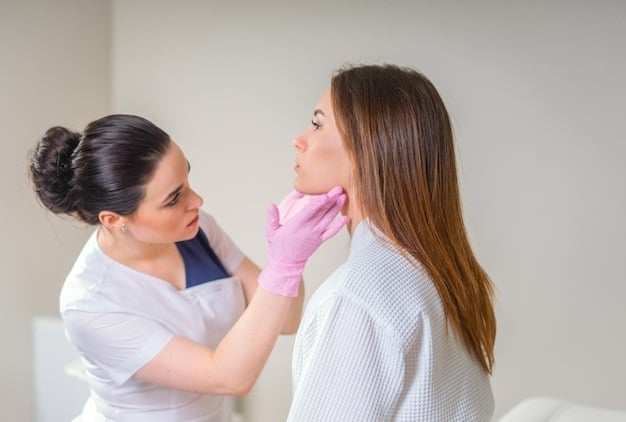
327,223,443,344
60,230,109,311
198,209,219,233
60,230,161,314
197,209,232,245
197,209,244,273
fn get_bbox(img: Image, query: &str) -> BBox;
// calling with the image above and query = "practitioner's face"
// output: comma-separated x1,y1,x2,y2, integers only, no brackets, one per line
126,141,204,243
292,89,352,195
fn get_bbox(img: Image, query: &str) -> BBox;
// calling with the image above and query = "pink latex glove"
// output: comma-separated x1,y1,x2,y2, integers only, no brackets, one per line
258,186,348,297
277,190,311,224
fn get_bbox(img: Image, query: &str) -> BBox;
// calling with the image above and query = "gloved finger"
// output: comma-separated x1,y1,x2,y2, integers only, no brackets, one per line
278,191,308,224
320,215,349,241
277,190,304,210
313,193,347,230
265,203,281,238
286,186,344,225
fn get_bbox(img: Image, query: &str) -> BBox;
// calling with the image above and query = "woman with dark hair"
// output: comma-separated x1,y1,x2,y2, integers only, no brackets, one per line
29,114,346,421
287,65,496,421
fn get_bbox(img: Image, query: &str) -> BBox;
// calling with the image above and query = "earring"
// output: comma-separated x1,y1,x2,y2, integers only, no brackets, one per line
120,226,127,233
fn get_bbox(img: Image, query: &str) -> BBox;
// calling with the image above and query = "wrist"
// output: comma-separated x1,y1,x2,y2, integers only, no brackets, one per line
257,260,305,297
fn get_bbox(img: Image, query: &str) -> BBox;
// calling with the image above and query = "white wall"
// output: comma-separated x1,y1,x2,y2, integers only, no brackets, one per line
6,0,624,420
112,1,626,420
0,1,110,420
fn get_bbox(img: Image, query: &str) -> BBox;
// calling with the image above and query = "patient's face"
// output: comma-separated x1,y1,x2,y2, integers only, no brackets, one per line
292,89,352,195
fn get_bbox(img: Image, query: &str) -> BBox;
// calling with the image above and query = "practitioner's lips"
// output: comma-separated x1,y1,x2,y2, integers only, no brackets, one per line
187,215,199,227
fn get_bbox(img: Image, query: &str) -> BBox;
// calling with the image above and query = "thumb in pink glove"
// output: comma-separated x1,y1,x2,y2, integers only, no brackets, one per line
258,186,348,297
276,190,307,224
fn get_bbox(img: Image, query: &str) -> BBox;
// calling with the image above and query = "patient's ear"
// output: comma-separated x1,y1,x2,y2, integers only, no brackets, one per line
98,211,126,231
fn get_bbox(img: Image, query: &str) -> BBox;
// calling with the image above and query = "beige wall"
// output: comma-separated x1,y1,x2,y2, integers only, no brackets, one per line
4,0,625,420
0,1,110,420
111,1,626,420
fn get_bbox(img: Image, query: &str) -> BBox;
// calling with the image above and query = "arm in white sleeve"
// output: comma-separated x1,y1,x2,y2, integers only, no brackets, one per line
288,293,406,422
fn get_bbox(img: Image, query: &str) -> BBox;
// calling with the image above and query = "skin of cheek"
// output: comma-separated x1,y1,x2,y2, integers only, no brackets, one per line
296,168,343,195
127,207,195,244
295,144,352,195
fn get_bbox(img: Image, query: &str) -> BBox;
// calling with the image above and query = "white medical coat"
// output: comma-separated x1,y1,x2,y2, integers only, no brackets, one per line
61,211,245,421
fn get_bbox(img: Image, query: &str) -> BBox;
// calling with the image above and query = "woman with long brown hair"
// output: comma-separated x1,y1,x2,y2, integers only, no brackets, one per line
286,64,496,421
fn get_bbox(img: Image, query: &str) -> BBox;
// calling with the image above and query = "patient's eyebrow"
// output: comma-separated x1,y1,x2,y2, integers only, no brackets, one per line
314,109,326,117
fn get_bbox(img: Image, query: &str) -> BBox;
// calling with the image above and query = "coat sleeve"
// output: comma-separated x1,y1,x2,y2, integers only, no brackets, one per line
62,309,174,386
198,210,244,273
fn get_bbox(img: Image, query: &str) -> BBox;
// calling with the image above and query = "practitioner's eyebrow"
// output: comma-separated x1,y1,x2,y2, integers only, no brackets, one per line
162,184,183,205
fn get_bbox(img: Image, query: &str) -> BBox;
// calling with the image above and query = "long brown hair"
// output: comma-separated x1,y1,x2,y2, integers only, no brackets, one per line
331,64,496,373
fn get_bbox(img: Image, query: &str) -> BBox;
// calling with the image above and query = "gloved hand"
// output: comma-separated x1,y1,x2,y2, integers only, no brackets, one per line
277,190,309,224
258,186,348,297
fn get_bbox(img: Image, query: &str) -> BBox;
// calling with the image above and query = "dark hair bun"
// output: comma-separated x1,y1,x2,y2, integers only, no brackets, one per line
30,126,81,215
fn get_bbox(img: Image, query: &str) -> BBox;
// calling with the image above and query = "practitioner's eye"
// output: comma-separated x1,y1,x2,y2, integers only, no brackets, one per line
166,192,181,207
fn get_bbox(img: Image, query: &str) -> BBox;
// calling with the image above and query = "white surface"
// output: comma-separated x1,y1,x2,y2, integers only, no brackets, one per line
33,317,90,422
65,358,89,382
499,397,626,422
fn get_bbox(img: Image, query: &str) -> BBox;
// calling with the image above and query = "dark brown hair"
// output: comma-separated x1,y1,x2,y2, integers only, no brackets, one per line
331,64,496,373
30,114,170,225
